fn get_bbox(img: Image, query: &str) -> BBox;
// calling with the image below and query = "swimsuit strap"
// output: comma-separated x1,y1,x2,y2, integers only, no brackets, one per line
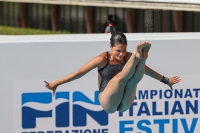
106,51,110,64
124,56,127,62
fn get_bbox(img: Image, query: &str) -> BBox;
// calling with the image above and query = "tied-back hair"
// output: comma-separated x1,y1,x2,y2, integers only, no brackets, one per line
108,22,127,46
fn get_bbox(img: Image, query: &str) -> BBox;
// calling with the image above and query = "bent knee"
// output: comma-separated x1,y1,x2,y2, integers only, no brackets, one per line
104,108,117,114
117,105,129,112
117,102,133,112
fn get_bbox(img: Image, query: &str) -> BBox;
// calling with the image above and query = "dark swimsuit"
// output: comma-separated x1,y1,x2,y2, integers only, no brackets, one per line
98,51,127,92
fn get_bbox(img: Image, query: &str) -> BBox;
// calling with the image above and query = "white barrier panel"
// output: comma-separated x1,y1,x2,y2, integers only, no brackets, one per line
0,33,200,133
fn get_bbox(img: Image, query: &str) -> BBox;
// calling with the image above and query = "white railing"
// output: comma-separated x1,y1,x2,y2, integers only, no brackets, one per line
126,0,200,4
0,0,200,11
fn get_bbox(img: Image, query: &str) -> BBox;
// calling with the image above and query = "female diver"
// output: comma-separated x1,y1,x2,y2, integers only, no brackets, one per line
45,24,181,114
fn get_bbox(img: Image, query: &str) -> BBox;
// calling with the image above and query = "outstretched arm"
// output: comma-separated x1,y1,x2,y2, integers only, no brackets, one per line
45,55,103,96
144,65,163,81
144,65,181,90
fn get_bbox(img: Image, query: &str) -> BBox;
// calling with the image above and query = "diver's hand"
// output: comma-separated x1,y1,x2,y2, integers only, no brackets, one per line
167,76,181,90
44,81,58,96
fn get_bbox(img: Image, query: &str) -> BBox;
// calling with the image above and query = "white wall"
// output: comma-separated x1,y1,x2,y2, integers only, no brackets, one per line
0,33,200,133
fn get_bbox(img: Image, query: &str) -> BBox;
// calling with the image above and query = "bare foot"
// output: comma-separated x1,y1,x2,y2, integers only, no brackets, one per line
134,42,151,59
142,42,151,59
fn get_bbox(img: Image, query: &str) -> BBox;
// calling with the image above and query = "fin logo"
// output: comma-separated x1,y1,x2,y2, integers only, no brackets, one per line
21,91,108,129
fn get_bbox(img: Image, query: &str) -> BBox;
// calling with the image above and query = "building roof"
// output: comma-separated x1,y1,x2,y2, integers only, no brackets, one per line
1,0,200,11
